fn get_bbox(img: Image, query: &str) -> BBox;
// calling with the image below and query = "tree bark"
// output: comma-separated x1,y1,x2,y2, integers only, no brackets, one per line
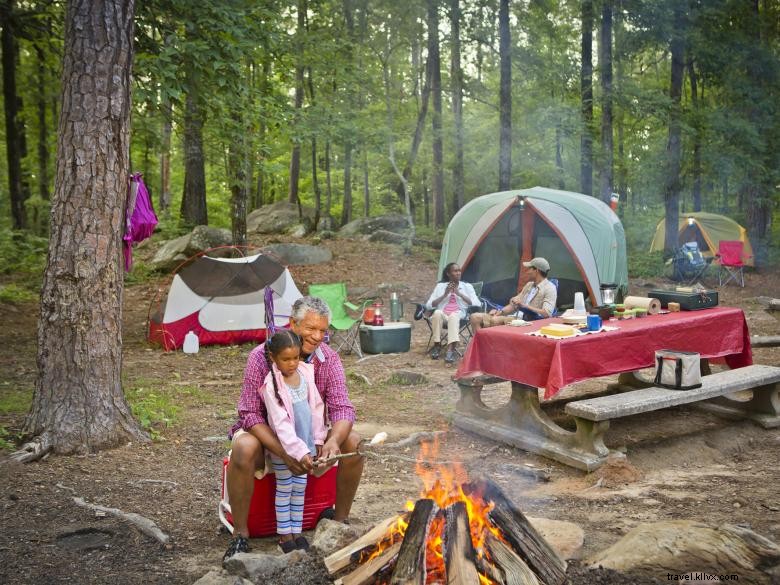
17,0,147,461
443,502,480,584
389,498,436,584
228,110,248,246
580,0,593,196
428,0,445,229
663,3,685,253
687,59,702,212
450,0,464,214
35,44,50,204
341,142,353,226
181,46,207,227
306,66,321,230
159,97,172,214
498,0,512,191
288,0,306,209
2,0,29,229
599,0,613,204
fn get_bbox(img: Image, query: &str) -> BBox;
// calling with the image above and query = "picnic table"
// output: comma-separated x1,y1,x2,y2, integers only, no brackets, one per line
453,307,780,471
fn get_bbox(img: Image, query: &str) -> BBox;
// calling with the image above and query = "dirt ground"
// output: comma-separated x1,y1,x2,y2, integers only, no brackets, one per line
0,235,778,585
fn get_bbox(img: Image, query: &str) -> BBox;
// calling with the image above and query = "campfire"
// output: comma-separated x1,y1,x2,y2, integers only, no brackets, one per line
325,441,567,584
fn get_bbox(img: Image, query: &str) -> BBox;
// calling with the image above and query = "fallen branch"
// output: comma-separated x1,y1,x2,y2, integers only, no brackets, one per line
383,431,447,449
73,496,170,544
130,479,179,488
10,433,53,464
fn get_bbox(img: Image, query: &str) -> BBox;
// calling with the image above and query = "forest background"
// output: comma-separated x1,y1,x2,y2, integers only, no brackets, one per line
1,0,779,296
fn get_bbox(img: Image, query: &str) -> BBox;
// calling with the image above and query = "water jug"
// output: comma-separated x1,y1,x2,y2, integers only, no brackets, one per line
183,330,199,354
390,292,402,322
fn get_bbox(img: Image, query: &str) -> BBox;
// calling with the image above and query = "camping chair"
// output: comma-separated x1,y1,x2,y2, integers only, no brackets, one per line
308,283,373,358
716,240,750,288
671,241,712,285
479,278,560,321
414,282,484,355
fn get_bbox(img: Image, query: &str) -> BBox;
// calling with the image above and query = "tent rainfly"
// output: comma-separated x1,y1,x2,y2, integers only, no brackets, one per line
148,251,302,350
649,212,755,266
439,187,628,308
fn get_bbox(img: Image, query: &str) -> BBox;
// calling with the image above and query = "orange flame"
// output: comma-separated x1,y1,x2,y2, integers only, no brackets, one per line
364,436,504,584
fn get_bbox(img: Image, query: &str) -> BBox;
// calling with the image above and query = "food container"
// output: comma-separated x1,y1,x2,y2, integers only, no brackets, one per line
634,308,647,318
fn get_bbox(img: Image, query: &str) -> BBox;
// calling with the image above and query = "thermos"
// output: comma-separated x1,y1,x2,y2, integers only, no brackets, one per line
390,292,402,322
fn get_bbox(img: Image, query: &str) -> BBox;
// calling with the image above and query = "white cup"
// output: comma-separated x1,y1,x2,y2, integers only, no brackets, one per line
573,292,586,313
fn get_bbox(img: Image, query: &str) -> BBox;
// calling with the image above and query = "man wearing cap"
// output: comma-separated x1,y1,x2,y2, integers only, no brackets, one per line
469,257,557,332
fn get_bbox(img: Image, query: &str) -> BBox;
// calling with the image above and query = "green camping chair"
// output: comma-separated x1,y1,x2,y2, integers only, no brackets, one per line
308,283,373,358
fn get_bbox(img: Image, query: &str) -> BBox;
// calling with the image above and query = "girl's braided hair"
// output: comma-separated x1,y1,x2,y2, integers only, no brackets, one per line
264,329,303,406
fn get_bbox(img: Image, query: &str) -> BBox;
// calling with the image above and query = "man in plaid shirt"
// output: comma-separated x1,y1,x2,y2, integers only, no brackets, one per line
223,296,363,562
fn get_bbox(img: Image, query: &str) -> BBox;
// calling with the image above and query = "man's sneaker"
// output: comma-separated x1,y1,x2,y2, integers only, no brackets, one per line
430,345,441,360
222,535,249,564
444,349,456,364
279,538,297,554
294,536,310,551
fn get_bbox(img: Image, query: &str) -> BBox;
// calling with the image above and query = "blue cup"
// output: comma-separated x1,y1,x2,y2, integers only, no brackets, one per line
587,314,602,331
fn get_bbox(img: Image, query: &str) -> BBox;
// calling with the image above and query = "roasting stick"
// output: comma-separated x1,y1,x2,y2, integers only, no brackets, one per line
315,431,387,466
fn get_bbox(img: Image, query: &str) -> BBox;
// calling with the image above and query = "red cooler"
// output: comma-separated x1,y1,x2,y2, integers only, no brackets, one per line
219,457,338,537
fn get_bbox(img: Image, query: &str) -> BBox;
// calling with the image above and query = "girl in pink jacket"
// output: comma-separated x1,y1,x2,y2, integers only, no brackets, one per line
261,330,327,553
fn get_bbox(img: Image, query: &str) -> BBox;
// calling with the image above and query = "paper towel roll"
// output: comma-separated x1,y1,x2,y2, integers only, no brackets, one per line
624,295,661,315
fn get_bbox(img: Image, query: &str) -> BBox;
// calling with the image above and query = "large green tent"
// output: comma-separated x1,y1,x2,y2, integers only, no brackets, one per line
649,212,754,266
439,187,628,308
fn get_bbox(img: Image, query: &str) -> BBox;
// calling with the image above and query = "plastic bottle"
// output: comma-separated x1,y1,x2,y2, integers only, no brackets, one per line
183,331,199,354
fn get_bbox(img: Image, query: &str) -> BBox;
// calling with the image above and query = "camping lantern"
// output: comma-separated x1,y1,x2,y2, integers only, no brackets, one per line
600,283,618,305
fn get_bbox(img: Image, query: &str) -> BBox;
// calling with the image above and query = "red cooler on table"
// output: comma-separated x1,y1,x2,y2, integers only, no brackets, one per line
219,456,338,537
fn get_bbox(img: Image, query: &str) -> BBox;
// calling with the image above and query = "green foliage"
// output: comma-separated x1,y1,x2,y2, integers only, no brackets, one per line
0,283,38,304
125,385,181,440
0,426,16,451
627,250,667,279
0,387,33,414
0,231,47,289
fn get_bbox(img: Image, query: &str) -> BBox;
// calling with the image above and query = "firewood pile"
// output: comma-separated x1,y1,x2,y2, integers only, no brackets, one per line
324,478,567,585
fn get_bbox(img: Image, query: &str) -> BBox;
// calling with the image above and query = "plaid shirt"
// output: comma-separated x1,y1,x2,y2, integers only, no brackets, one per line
229,341,355,438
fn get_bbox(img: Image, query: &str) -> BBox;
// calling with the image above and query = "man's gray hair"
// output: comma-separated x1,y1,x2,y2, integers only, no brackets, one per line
291,296,332,323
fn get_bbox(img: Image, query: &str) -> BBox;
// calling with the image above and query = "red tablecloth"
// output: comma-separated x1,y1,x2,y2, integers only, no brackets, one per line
455,306,753,399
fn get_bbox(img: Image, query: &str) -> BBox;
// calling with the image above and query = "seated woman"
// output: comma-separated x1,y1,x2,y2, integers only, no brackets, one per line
470,257,557,333
424,263,481,363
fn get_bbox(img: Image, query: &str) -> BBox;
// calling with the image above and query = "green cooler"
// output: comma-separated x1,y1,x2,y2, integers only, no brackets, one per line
359,322,411,354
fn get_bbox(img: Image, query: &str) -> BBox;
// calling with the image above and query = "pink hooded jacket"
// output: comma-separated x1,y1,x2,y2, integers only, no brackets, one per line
260,361,327,462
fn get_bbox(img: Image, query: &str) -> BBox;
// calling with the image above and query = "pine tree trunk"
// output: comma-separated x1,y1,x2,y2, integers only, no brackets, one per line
341,142,353,226
288,0,305,208
2,0,29,229
181,83,207,226
362,148,369,217
35,44,50,203
307,67,321,230
498,0,512,191
580,0,593,196
428,0,445,228
663,3,685,253
159,98,172,213
325,140,332,219
450,0,464,213
599,0,613,204
229,111,248,246
688,60,702,212
17,0,147,462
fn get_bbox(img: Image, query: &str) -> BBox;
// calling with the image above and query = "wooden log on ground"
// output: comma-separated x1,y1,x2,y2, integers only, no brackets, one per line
482,532,541,585
325,514,402,574
389,498,437,585
335,542,402,585
464,479,566,585
443,501,480,584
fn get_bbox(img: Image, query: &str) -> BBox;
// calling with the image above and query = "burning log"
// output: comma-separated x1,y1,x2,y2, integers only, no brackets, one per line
443,501,480,584
389,498,438,584
481,532,541,585
335,542,402,585
325,514,403,574
466,479,567,585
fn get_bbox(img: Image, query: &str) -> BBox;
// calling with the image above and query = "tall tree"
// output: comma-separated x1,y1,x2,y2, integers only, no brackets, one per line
35,44,50,204
180,20,207,227
449,0,464,214
599,0,613,203
498,0,512,191
428,0,444,228
288,0,305,208
2,0,30,229
687,59,702,212
13,0,147,462
662,2,685,253
340,0,355,227
580,0,593,195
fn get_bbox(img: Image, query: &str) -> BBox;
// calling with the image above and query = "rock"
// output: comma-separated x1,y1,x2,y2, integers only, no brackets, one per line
387,370,428,386
222,550,306,581
247,201,314,234
151,225,232,270
261,243,332,266
311,519,361,556
587,521,780,583
368,229,408,245
527,517,585,559
339,214,410,236
288,224,309,238
192,568,254,585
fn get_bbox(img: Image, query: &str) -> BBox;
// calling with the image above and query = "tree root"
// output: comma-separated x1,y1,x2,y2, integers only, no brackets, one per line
73,496,170,545
9,433,53,463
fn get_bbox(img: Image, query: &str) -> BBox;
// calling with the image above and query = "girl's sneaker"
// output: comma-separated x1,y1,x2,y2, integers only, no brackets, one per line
279,539,297,554
294,536,310,551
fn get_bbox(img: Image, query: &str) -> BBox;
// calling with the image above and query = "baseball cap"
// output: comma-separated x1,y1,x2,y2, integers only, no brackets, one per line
523,257,550,272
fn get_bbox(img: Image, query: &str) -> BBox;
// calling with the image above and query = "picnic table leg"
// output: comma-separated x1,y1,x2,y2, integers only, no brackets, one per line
700,381,780,429
453,379,618,471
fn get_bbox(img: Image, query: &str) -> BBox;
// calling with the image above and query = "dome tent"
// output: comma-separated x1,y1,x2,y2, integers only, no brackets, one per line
148,248,302,350
439,187,628,308
649,212,754,266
